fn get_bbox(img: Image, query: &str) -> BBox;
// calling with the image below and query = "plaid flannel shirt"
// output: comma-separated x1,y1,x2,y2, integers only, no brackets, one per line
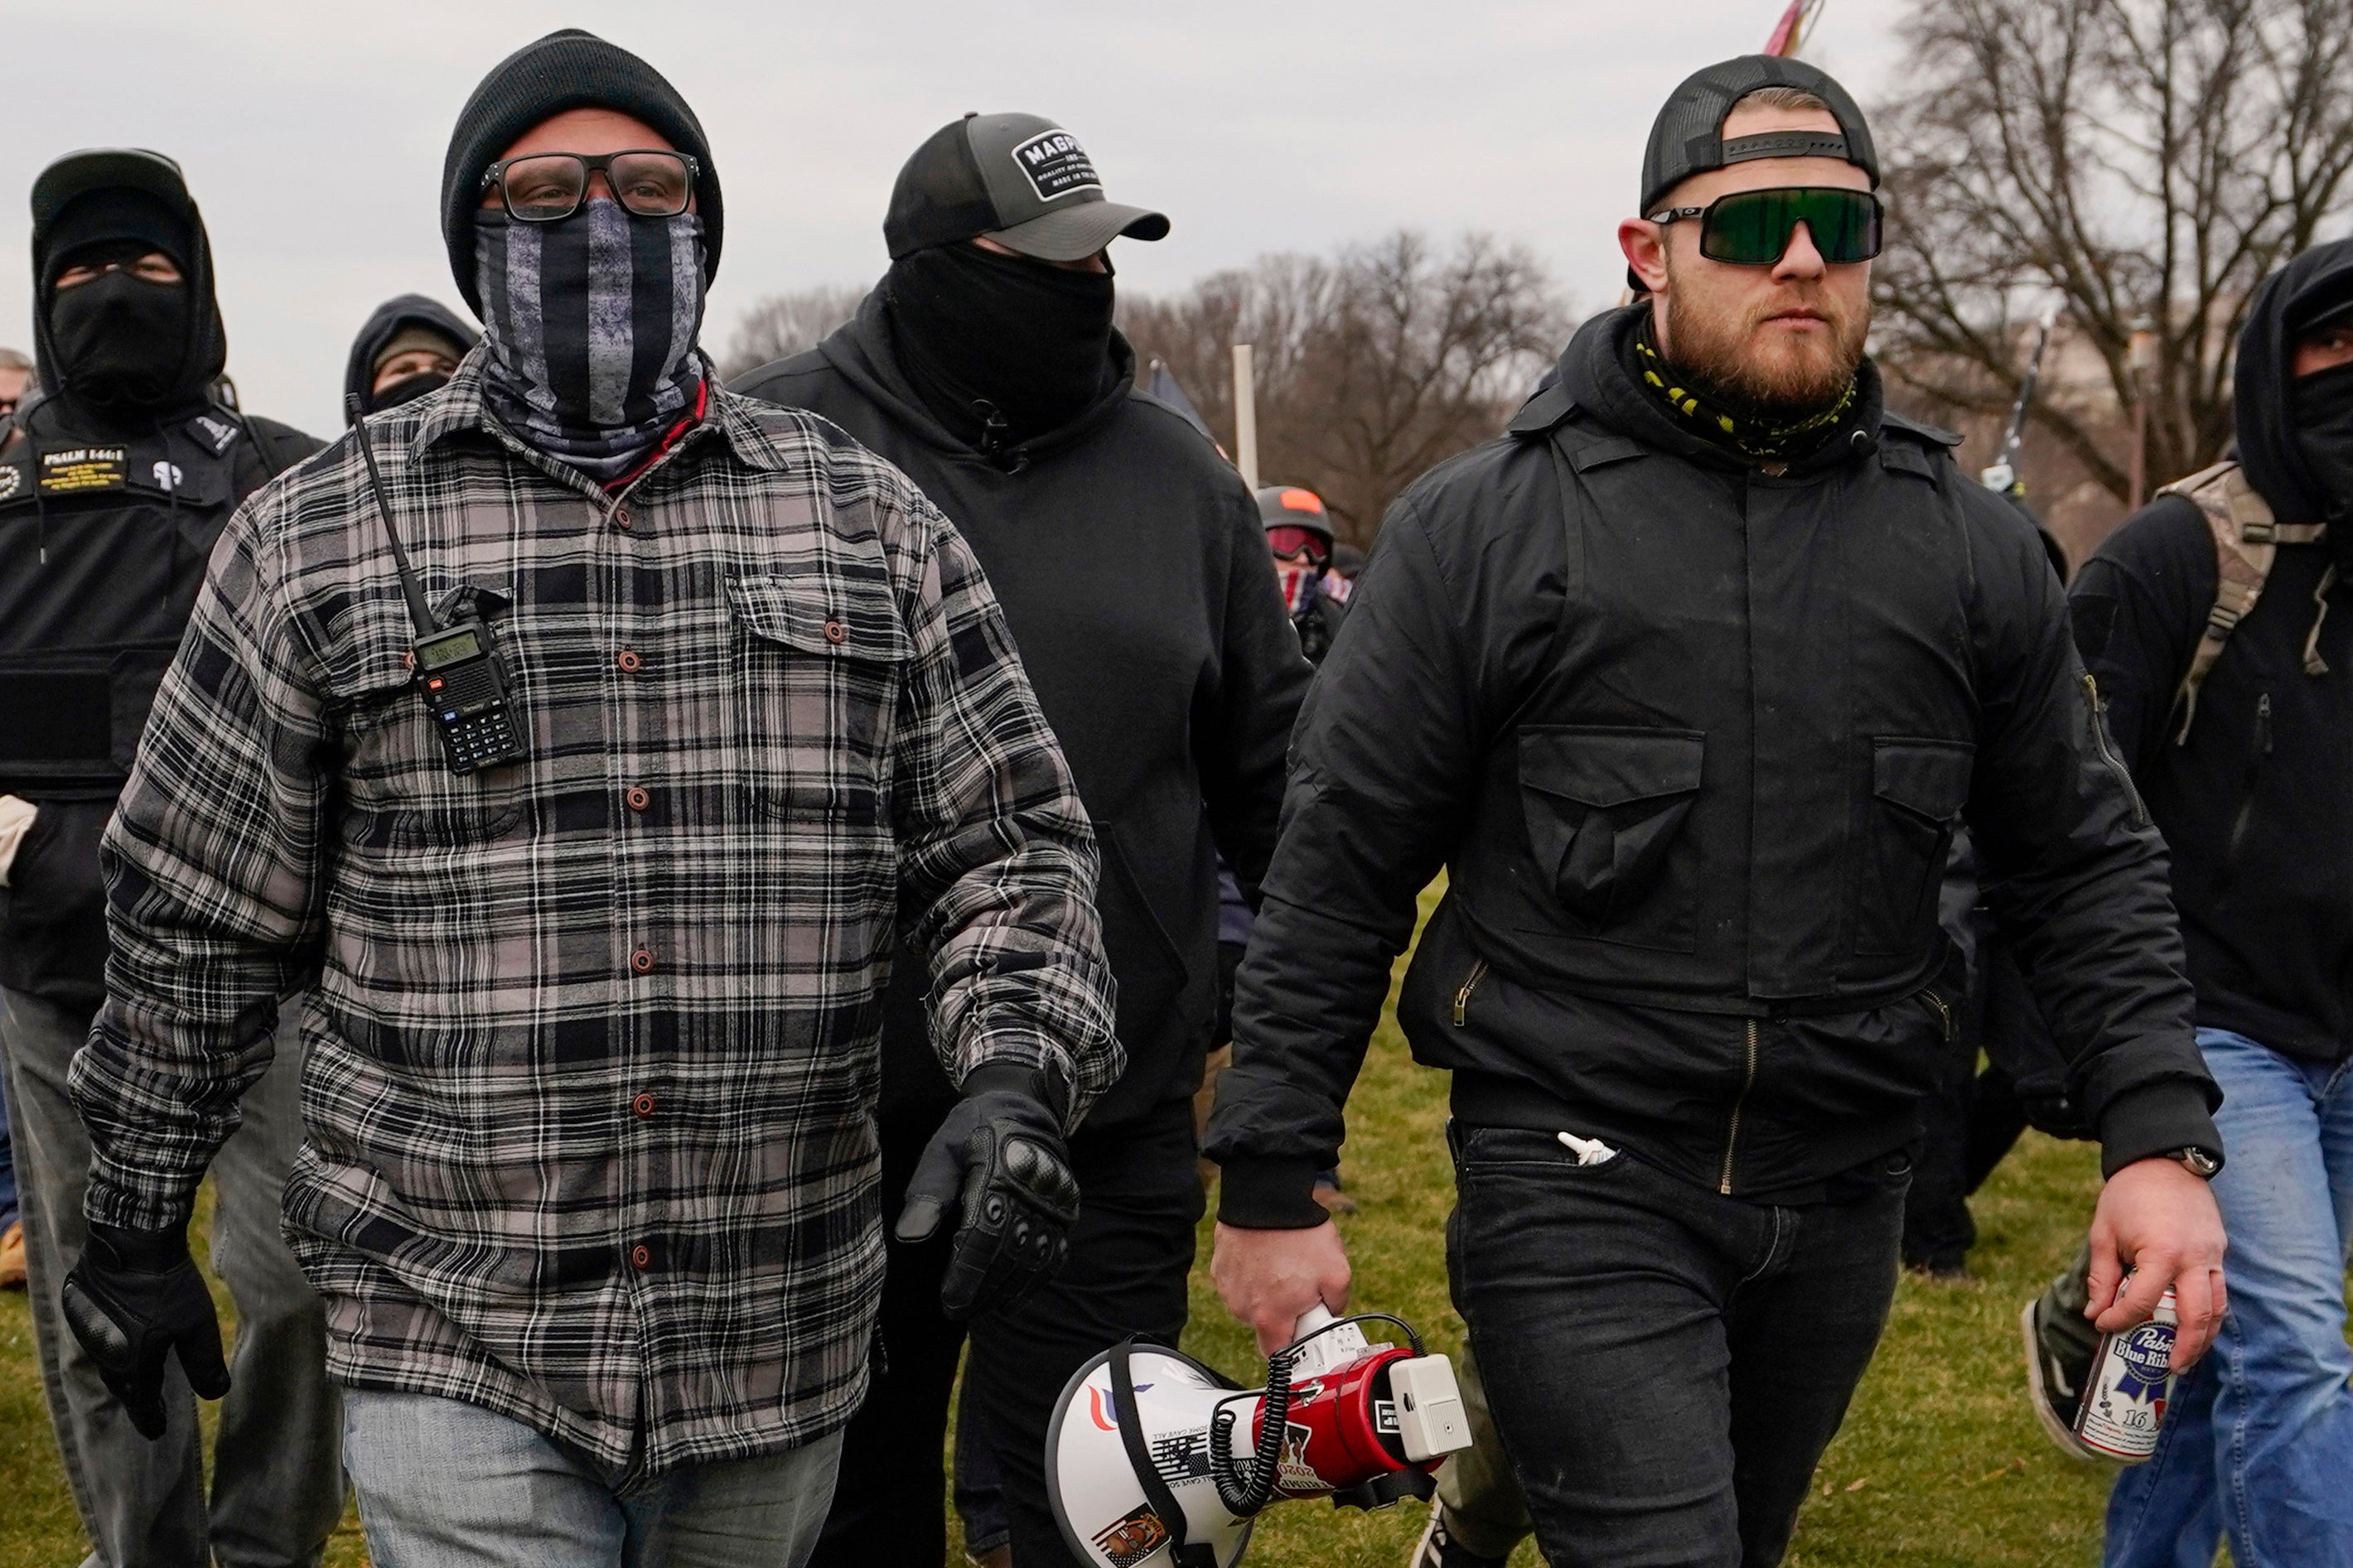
70,353,1120,1472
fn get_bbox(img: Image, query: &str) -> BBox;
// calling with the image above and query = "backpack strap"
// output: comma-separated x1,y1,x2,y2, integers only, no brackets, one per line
2162,461,2331,743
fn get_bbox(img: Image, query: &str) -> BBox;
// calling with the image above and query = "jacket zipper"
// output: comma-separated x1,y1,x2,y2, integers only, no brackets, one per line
1451,959,1490,1027
2080,673,2152,828
1718,1018,1758,1195
1921,988,1952,1043
2225,691,2273,871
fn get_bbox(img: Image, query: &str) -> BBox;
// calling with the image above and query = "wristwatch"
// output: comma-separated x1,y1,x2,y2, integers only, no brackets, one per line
2171,1146,2221,1179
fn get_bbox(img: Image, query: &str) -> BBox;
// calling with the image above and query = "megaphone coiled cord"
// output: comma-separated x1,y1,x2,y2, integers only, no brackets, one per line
1209,1345,1295,1517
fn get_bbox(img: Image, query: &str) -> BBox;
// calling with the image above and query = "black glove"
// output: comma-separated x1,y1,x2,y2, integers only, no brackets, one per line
60,1221,229,1440
895,1063,1081,1320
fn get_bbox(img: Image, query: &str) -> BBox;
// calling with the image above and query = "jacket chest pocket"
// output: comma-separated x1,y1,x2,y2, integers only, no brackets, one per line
1855,737,1974,955
1518,726,1705,952
727,573,908,824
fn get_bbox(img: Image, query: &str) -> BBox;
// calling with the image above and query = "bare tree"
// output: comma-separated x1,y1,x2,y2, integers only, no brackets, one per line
1872,0,2353,511
717,284,867,379
1123,232,1570,542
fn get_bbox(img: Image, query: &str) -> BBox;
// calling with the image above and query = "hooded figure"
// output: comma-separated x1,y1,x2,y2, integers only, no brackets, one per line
732,112,1306,1568
0,148,336,1568
2053,237,2353,1563
341,293,477,421
0,148,317,1006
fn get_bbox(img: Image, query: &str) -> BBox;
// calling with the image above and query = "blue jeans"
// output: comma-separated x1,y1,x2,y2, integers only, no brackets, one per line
2,986,342,1568
2104,1028,2353,1568
0,1042,17,1232
343,1389,843,1568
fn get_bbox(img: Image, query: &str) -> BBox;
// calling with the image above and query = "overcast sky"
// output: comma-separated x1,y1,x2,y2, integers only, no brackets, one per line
0,0,1906,435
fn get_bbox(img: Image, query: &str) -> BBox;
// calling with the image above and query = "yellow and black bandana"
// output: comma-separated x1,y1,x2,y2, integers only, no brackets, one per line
1633,319,1856,464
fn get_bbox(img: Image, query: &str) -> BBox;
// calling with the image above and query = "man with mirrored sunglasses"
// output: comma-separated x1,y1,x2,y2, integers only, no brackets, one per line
1207,55,2225,1567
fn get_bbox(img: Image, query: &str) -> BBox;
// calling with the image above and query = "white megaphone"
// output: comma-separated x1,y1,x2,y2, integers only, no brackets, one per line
1046,1305,1472,1568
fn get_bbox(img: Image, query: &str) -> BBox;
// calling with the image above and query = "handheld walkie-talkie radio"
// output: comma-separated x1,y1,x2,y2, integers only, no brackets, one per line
345,394,527,776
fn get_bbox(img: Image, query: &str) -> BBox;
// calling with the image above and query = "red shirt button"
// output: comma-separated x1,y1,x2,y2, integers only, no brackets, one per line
616,649,642,674
626,786,651,813
632,1092,657,1118
823,620,846,645
629,948,655,975
612,506,633,531
631,1243,651,1270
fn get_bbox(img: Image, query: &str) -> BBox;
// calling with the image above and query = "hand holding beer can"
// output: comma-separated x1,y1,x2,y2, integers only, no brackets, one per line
2072,1277,2178,1461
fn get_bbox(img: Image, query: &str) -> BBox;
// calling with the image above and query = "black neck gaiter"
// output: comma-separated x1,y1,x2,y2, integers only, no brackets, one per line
474,205,707,482
2291,359,2353,529
884,242,1117,451
47,270,192,412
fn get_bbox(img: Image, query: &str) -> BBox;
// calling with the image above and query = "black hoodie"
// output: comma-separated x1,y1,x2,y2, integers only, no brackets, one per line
2070,239,2353,1064
733,289,1311,1127
342,293,477,421
0,167,320,1006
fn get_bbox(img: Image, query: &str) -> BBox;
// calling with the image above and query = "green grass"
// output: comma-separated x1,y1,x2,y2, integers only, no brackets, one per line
7,881,2125,1566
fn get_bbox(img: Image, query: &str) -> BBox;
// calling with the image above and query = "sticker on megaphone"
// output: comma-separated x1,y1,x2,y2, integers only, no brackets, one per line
1046,1307,1471,1568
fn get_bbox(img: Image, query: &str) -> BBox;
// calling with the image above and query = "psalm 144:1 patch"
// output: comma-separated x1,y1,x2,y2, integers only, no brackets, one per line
39,446,128,494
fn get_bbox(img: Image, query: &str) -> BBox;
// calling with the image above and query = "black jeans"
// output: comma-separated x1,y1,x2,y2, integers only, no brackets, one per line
1448,1123,1906,1568
812,1094,1203,1568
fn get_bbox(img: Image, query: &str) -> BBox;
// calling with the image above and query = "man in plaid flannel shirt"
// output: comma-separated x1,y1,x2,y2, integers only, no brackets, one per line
58,31,1119,1564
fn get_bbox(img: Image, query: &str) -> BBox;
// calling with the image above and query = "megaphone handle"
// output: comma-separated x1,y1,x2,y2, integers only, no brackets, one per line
1293,1302,1337,1339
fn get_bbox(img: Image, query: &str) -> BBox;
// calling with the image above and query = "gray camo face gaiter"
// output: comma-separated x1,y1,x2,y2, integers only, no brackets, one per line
473,204,707,480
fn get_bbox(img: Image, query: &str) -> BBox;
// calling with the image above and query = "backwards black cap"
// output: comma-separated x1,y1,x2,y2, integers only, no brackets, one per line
441,29,721,316
1640,54,1877,218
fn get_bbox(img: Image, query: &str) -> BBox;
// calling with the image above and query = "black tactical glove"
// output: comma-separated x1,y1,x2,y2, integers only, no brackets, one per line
895,1062,1082,1320
60,1221,229,1440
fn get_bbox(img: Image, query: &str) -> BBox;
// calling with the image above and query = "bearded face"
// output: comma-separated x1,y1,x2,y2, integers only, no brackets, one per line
1660,241,1869,422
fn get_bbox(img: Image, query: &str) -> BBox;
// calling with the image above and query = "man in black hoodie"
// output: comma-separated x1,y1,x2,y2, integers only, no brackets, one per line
342,293,476,420
734,113,1309,1568
2030,239,2353,1567
1205,59,2226,1566
0,149,337,1568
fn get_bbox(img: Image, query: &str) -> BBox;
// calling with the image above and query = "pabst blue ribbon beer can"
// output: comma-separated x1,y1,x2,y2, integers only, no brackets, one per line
2073,1281,2178,1461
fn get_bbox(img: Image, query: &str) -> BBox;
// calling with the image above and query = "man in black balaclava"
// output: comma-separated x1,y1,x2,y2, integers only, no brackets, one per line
1205,58,2226,1566
62,35,1119,1567
0,148,337,1568
736,113,1311,1568
342,293,476,421
2023,239,2353,1566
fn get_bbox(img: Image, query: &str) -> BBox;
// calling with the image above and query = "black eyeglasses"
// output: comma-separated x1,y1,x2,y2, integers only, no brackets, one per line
479,150,700,223
1647,186,1883,266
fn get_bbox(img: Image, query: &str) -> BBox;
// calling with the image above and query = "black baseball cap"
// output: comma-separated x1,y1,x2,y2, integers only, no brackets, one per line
30,149,200,286
1640,55,1877,219
885,113,1169,262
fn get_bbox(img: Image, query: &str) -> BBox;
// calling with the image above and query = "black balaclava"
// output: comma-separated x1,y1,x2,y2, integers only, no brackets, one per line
2234,237,2353,528
885,241,1118,451
36,187,215,419
473,205,707,481
2292,358,2353,517
48,250,191,409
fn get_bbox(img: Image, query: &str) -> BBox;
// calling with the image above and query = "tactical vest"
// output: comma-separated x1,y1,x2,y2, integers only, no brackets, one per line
2158,459,2331,741
1442,390,1988,1014
0,408,264,799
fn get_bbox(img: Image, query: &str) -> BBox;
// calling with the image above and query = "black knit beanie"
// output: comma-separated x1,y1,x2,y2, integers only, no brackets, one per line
440,29,722,316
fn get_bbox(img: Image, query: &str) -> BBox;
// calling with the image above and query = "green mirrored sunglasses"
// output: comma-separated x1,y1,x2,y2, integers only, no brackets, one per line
1647,186,1884,266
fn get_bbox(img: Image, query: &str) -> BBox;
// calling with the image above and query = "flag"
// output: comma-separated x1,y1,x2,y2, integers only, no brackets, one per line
1763,0,1822,56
